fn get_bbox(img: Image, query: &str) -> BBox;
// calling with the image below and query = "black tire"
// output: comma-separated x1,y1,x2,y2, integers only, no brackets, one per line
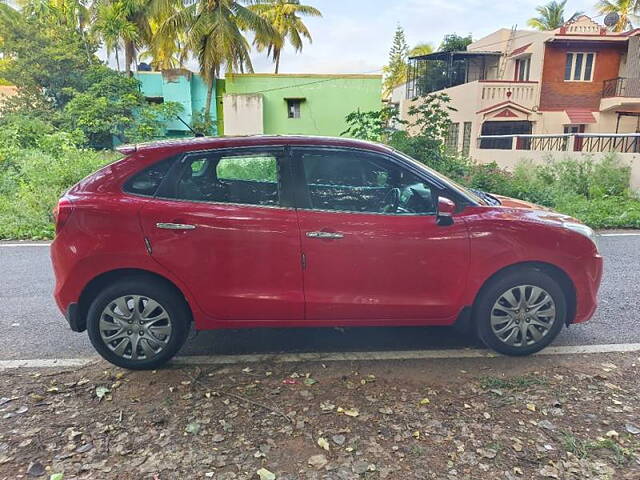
474,268,566,356
87,278,190,370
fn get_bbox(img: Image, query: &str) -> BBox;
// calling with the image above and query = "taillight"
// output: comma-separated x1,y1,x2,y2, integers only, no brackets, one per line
53,197,74,234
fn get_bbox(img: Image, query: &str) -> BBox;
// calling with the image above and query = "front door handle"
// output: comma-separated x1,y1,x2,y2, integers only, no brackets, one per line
306,231,344,239
156,222,196,231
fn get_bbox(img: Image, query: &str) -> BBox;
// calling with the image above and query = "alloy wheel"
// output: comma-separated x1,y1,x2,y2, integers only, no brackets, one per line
99,295,173,361
490,285,557,348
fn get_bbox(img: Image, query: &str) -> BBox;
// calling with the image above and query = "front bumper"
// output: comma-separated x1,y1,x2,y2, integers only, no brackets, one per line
572,254,604,324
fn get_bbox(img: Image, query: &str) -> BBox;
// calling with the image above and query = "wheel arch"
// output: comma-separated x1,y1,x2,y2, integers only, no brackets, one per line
76,268,193,332
472,261,577,326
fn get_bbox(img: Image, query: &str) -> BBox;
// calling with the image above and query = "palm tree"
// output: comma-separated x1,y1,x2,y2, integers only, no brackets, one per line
527,0,568,30
94,2,138,71
597,0,638,31
250,0,322,74
160,0,275,118
409,43,433,58
139,17,184,70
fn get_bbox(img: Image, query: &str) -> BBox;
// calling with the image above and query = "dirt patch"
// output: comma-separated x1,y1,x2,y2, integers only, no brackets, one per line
1,353,640,479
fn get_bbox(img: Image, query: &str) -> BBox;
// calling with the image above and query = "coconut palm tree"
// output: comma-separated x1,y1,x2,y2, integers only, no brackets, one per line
160,0,276,118
597,0,638,31
409,43,433,58
250,0,321,74
527,0,568,30
139,17,184,70
94,1,138,71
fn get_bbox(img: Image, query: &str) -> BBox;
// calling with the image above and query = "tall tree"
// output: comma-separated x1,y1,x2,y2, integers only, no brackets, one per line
383,24,409,98
160,0,275,118
93,2,138,71
250,0,321,74
527,0,568,30
597,0,638,31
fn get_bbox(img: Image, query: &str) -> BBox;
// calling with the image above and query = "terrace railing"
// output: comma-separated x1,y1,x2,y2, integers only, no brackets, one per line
477,133,640,153
602,77,640,98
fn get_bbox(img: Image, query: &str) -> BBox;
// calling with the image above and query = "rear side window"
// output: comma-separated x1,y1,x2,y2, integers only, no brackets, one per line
124,156,176,196
165,149,283,207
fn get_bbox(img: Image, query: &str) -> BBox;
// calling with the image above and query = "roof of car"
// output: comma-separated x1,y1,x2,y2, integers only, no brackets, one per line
116,135,393,156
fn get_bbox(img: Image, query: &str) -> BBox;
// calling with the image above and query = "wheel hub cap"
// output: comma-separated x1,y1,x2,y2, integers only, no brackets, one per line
99,295,172,361
490,285,556,348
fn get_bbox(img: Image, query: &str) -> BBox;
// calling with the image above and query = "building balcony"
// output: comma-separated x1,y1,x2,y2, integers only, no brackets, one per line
478,80,539,111
601,77,640,112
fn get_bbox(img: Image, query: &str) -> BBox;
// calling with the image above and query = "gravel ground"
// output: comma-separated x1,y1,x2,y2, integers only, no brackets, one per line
1,352,639,479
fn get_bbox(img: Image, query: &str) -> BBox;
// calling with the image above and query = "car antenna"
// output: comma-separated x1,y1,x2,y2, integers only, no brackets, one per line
176,115,205,137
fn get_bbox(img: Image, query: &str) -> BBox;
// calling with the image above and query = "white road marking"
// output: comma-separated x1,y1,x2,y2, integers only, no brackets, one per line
0,243,51,247
1,343,640,370
599,233,640,237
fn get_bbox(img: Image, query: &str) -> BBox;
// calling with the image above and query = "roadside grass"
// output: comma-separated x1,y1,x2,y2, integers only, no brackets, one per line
561,431,635,466
480,374,548,392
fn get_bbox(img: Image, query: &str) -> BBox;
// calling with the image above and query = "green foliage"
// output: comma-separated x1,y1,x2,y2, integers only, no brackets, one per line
125,102,184,143
190,112,216,136
406,92,457,142
383,24,409,97
438,33,473,52
341,107,400,142
0,115,117,239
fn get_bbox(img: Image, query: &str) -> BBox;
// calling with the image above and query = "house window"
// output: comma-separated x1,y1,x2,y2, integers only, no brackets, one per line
479,121,532,150
564,53,595,82
462,122,472,156
515,57,531,81
286,99,302,118
445,123,460,152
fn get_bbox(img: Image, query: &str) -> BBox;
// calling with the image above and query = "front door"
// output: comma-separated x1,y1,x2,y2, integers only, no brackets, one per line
138,147,304,323
292,147,470,322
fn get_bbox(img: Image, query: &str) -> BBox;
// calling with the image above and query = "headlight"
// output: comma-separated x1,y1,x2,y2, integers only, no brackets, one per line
563,222,598,251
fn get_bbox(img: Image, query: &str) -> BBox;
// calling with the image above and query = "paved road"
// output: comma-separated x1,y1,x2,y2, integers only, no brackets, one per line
1,234,638,360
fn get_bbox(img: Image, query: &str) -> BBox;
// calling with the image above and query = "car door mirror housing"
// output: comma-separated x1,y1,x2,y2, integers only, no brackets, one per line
436,196,456,226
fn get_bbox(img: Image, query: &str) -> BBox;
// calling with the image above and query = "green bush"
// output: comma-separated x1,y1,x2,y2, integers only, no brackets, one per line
0,126,118,239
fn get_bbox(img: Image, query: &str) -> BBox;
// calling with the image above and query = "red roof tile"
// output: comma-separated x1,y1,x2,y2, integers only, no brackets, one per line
565,109,597,124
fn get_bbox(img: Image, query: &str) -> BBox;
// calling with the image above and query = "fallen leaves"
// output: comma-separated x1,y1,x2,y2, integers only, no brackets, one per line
336,407,359,417
256,467,275,480
316,437,330,451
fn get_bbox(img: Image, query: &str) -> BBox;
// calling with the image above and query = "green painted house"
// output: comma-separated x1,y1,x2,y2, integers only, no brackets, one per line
135,71,382,138
222,73,382,137
134,70,222,136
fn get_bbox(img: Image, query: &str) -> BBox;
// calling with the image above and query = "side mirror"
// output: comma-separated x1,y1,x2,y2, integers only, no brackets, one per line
436,196,456,226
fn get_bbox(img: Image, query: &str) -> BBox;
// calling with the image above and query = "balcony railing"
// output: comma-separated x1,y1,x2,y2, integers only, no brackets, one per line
477,133,640,153
602,77,640,98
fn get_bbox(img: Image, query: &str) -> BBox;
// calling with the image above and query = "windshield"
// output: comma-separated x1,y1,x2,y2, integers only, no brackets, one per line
391,148,489,206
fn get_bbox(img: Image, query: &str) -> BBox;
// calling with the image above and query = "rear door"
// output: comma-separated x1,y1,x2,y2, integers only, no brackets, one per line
137,147,304,323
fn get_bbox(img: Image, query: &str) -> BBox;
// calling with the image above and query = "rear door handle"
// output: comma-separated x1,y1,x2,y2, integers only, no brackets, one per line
156,222,196,231
306,231,344,239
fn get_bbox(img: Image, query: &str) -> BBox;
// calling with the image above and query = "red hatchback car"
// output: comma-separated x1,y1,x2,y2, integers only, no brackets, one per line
51,136,603,369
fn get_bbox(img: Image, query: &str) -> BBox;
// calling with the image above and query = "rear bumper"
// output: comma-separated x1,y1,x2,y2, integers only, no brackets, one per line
572,254,604,324
64,303,84,332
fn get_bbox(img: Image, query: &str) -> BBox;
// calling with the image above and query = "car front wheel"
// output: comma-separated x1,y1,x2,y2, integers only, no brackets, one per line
475,268,566,356
87,279,190,370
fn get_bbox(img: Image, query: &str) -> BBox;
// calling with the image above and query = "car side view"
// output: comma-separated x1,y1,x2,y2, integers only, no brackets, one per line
51,136,603,369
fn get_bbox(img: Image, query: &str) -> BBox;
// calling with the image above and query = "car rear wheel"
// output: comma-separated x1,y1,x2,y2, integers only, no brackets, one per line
475,268,566,356
87,279,190,370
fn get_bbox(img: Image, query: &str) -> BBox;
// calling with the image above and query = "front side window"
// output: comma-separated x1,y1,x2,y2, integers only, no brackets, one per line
168,150,281,207
564,52,595,81
297,149,435,215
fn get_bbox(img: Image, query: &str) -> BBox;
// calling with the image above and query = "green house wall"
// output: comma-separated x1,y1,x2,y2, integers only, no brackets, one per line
224,74,382,136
